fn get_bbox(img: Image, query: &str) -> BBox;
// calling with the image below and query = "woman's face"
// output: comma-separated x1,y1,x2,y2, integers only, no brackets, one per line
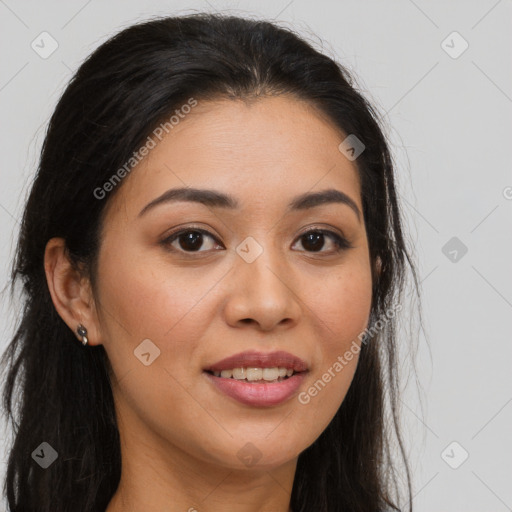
94,95,373,471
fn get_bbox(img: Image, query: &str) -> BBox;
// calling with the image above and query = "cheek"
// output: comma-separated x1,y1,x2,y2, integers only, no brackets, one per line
96,251,216,428
306,262,373,346
299,261,372,416
95,247,209,391
98,249,213,339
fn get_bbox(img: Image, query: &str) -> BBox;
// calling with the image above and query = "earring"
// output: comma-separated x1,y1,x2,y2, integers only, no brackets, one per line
76,324,88,346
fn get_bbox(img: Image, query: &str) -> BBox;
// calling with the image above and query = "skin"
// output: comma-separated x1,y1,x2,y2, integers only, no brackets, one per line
44,95,376,512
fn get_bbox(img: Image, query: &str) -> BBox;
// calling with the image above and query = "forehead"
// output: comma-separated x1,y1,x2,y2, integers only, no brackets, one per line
104,95,362,219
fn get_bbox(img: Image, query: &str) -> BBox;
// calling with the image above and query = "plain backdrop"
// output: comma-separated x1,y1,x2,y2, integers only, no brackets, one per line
0,1,511,511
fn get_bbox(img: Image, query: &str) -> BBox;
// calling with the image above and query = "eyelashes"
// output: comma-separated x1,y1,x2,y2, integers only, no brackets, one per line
160,225,354,255
161,228,222,253
297,229,353,252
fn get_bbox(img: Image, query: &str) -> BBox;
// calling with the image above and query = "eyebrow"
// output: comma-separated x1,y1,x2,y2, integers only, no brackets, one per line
138,187,361,222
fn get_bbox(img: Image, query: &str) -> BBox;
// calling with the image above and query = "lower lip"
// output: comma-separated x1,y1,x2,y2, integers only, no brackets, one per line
204,371,307,407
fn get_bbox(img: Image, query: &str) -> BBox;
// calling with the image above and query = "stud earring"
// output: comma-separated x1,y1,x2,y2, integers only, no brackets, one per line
76,324,88,346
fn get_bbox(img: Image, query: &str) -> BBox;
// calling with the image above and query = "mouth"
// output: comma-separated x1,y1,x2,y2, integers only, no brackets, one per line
203,350,309,407
204,349,309,374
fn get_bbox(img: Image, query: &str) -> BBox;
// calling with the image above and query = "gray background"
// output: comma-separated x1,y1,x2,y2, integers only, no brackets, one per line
1,1,511,510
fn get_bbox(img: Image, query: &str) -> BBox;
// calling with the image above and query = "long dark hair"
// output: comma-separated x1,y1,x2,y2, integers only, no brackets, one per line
1,13,420,512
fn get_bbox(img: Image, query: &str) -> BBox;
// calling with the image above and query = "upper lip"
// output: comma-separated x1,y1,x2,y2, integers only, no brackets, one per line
204,350,309,372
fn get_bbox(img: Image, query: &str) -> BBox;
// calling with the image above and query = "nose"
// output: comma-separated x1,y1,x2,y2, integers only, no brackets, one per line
222,244,302,332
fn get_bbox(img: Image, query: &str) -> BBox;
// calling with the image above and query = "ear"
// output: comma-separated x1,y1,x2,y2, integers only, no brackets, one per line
44,237,102,346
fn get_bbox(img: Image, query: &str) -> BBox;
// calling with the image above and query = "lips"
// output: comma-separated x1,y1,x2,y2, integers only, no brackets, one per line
204,371,307,407
203,350,309,373
203,350,310,407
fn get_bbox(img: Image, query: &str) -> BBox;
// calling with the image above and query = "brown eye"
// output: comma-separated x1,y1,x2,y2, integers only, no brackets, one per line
161,229,223,253
292,229,352,253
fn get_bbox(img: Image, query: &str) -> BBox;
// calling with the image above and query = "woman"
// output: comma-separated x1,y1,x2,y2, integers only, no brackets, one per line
1,12,419,512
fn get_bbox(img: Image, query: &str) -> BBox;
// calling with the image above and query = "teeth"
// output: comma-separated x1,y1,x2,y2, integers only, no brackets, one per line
211,367,296,381
247,368,263,380
262,368,277,381
232,368,245,379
